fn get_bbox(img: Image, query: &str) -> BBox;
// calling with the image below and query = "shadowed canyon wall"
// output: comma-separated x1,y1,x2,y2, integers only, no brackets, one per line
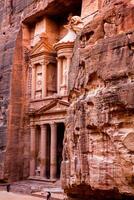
0,0,35,181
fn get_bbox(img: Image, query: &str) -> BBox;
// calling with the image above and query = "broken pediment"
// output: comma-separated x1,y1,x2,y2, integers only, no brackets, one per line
34,99,69,115
30,34,55,57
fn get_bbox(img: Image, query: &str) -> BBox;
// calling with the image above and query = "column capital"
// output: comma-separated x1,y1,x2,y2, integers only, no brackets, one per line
66,55,72,59
40,60,49,66
40,124,47,129
30,125,36,130
56,57,61,61
50,122,57,127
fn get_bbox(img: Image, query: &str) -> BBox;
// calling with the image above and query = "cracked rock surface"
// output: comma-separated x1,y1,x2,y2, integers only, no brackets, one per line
62,1,134,199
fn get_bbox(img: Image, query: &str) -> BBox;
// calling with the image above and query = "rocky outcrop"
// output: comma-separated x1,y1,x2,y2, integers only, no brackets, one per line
62,1,134,199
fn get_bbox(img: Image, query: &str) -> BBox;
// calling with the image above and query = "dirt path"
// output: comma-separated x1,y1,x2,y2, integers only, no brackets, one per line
0,191,43,200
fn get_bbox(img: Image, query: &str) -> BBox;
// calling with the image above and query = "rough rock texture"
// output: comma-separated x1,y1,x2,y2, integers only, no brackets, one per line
1,0,134,199
62,1,134,199
0,0,35,181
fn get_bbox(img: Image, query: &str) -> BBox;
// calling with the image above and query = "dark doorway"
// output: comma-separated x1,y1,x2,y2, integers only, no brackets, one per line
56,122,65,178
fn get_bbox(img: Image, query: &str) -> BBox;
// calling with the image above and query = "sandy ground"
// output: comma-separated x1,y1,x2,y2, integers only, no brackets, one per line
0,191,43,200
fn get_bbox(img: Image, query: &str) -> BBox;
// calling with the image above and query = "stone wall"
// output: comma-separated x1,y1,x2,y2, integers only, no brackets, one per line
62,0,134,199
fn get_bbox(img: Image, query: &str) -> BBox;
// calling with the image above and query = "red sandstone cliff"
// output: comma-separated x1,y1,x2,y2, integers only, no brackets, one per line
62,1,134,199
0,0,134,199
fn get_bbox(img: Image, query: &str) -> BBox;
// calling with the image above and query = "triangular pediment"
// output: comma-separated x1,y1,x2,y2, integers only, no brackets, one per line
35,99,69,115
30,37,54,56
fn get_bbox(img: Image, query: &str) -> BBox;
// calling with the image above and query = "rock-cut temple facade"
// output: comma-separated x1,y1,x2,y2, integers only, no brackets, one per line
1,0,134,199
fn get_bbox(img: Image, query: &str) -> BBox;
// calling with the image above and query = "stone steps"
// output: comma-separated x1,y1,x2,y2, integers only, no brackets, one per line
9,180,65,199
32,190,65,200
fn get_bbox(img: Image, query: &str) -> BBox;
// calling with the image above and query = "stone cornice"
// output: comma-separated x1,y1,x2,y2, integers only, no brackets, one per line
54,42,74,52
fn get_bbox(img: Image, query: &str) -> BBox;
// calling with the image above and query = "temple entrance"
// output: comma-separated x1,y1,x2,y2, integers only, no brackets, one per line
30,122,65,181
27,0,81,183
57,123,65,178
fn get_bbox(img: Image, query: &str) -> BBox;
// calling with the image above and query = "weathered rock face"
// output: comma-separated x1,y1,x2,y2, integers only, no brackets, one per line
62,1,134,199
0,0,36,181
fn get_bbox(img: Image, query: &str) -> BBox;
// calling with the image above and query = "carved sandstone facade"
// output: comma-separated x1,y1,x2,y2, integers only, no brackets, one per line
0,0,134,200
0,0,82,182
28,17,79,180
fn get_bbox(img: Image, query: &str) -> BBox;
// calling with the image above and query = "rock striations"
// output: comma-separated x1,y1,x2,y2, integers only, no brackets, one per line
62,0,134,199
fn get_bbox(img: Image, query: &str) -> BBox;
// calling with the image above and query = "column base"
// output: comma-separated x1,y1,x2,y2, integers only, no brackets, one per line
29,176,57,182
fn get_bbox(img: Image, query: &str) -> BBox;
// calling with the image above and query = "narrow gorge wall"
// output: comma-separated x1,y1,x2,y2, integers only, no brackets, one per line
0,0,37,181
62,0,134,199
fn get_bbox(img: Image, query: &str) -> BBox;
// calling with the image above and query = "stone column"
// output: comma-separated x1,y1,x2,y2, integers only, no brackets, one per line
50,123,57,179
30,125,36,177
57,58,62,94
31,65,36,99
41,62,47,98
62,58,66,86
40,124,47,178
66,56,71,89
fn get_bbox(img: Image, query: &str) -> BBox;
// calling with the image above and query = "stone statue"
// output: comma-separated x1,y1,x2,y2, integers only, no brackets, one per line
66,15,84,35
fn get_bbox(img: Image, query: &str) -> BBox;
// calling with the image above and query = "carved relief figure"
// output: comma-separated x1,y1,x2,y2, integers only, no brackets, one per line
67,15,84,35
47,63,57,95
